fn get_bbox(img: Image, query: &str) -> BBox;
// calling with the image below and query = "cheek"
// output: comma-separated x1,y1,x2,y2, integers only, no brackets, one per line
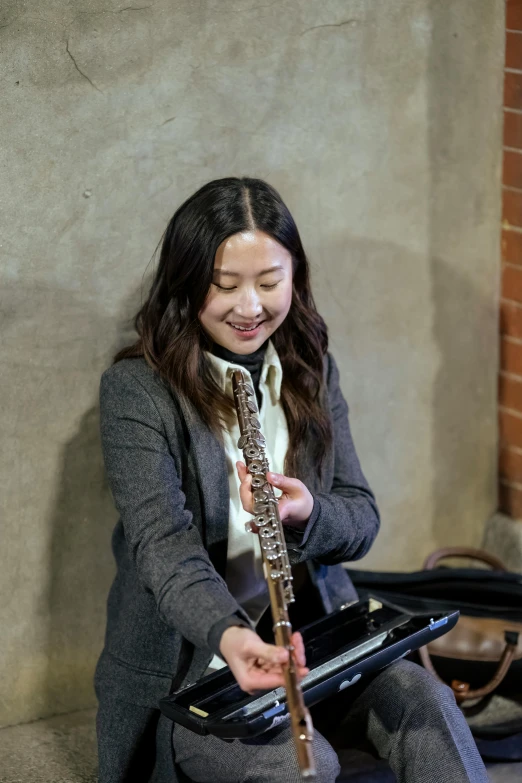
198,293,223,324
274,283,293,317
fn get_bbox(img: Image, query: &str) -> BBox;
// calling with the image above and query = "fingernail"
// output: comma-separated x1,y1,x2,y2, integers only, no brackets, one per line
268,472,281,483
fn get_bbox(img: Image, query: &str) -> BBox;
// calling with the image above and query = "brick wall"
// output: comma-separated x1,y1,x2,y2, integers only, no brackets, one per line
499,1,522,516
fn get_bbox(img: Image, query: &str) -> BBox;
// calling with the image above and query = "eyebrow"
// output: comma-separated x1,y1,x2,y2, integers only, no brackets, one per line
214,264,285,277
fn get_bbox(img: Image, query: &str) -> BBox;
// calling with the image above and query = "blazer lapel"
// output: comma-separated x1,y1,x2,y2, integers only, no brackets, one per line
176,394,230,579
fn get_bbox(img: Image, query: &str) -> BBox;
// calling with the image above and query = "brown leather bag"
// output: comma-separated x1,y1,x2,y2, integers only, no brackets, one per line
418,547,522,703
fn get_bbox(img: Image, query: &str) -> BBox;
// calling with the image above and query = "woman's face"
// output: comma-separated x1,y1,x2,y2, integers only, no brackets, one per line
198,230,294,354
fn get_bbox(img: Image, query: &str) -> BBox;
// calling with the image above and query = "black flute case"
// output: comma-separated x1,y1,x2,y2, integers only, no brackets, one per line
159,595,458,739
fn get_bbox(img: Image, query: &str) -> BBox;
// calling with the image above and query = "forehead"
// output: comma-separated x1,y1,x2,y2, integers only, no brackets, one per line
214,230,292,274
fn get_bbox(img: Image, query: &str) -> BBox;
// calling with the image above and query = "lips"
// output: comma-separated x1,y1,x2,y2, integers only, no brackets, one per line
227,321,265,332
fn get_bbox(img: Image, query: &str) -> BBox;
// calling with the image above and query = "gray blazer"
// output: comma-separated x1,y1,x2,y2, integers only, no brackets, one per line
94,351,380,781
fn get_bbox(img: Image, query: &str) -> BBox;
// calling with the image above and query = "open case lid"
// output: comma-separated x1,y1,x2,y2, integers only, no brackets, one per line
160,596,459,739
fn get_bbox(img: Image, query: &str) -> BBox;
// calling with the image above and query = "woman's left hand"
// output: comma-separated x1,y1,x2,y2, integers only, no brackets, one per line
236,461,313,530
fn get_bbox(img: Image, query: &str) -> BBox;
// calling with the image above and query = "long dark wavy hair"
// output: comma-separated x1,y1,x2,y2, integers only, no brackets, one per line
115,177,332,479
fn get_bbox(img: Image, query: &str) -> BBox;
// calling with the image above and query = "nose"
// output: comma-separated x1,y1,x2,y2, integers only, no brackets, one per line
232,287,263,320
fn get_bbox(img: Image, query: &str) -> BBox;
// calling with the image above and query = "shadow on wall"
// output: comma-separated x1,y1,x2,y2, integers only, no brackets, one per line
429,254,497,547
42,284,150,734
427,0,499,548
314,231,439,569
43,403,116,716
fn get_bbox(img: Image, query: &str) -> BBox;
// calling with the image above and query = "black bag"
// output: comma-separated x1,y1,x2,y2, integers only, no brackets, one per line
346,547,522,760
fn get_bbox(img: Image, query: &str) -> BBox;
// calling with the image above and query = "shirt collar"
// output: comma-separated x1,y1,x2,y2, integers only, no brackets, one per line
205,339,283,402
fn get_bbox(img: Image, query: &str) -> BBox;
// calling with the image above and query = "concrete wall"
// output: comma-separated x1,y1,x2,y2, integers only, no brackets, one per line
1,0,504,726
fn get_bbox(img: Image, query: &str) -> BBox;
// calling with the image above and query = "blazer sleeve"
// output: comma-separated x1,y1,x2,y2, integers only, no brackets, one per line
99,363,252,654
287,352,381,565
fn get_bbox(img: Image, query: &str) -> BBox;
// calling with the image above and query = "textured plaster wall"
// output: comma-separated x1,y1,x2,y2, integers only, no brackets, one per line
1,0,504,726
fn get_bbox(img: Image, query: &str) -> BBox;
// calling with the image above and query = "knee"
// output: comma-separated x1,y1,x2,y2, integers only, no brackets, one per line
313,731,341,783
380,659,457,718
271,732,340,783
243,727,339,783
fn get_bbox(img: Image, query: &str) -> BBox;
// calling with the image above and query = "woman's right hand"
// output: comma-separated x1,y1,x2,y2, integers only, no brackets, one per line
219,626,308,695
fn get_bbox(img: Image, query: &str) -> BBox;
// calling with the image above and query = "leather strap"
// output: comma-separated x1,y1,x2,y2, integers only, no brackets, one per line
419,632,519,703
419,547,513,703
422,546,506,572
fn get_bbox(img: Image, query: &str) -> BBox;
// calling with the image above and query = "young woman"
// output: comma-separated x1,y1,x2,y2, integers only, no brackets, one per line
95,177,488,782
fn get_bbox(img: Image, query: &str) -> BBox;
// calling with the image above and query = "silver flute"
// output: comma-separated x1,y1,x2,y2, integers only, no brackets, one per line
231,370,316,780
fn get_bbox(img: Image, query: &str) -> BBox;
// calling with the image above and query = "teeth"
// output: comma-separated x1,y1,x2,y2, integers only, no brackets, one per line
230,323,259,332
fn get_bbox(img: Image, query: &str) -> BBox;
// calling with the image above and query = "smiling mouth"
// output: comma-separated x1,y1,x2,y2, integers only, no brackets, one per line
227,321,265,332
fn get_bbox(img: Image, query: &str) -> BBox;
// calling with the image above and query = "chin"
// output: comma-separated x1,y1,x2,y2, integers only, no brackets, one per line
223,329,271,354
230,337,266,353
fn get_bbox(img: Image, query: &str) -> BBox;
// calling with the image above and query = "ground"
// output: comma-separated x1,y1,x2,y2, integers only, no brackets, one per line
0,709,520,782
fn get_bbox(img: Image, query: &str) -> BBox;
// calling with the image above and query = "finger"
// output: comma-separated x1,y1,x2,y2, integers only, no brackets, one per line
241,669,287,694
248,640,288,666
237,464,252,490
236,461,248,482
277,499,301,528
266,472,301,495
255,657,308,682
238,471,253,514
277,498,290,522
245,664,308,694
291,632,307,667
258,657,306,675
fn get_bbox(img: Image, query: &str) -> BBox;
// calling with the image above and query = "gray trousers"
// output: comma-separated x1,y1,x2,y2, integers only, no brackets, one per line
171,661,489,783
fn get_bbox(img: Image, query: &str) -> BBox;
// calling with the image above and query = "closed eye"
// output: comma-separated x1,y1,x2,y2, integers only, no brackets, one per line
214,282,280,291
